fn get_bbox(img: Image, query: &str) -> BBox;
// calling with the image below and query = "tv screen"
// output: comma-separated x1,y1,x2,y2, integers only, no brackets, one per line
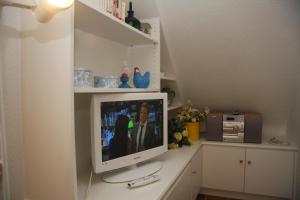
101,99,164,162
91,93,167,174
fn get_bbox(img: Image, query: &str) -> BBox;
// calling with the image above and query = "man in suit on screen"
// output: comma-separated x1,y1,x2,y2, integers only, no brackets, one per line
131,102,157,153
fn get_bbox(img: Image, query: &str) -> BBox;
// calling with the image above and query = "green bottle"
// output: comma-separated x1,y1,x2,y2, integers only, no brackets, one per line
125,2,141,30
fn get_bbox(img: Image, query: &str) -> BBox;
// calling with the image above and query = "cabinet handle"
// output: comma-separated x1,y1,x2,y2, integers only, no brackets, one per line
239,160,244,164
192,171,197,174
248,161,252,165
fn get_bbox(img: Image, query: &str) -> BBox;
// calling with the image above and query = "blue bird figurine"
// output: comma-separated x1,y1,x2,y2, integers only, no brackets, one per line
133,67,150,88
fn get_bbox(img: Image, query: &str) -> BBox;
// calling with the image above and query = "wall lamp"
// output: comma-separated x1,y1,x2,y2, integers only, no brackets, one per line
0,0,74,22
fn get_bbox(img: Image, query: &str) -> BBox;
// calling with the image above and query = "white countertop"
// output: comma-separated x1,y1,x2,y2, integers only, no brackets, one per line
86,139,297,200
201,139,298,151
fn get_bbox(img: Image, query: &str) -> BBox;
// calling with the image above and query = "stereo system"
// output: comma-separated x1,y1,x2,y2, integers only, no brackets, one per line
206,112,262,143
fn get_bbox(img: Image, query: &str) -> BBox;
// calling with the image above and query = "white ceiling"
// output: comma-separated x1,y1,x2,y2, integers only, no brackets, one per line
132,0,300,138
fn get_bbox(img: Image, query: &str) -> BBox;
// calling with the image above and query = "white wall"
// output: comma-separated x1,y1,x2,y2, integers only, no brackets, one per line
1,4,77,200
287,77,300,198
134,0,300,139
0,6,24,200
1,0,299,198
75,29,129,76
293,83,300,198
21,8,77,200
133,1,300,197
159,0,300,139
296,88,300,198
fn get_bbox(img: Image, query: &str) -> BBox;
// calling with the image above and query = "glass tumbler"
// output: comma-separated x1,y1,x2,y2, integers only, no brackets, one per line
74,68,93,88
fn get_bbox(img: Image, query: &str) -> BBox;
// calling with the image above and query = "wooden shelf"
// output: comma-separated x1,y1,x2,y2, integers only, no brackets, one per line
74,87,160,93
168,103,182,111
75,0,158,46
161,75,176,81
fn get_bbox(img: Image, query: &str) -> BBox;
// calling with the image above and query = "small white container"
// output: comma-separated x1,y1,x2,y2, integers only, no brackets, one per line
104,76,119,88
94,76,120,88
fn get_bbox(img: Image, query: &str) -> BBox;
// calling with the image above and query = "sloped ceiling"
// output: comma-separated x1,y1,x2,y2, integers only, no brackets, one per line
132,0,300,138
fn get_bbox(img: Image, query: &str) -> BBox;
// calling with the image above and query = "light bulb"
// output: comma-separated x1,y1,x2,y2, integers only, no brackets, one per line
0,0,74,23
47,0,74,9
33,0,74,22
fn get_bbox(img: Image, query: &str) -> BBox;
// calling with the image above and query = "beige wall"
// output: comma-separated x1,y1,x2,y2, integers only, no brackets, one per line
0,6,24,200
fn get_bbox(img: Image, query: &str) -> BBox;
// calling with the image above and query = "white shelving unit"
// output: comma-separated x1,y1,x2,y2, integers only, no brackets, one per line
74,87,160,93
19,1,163,199
74,0,160,94
74,1,161,199
160,74,176,81
168,103,183,111
160,72,182,112
75,0,158,45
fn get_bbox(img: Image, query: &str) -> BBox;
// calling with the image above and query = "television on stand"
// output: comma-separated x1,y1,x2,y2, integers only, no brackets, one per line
91,93,168,183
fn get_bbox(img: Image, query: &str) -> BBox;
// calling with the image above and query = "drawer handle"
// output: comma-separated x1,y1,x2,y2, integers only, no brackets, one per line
248,161,252,165
192,171,197,174
239,160,244,164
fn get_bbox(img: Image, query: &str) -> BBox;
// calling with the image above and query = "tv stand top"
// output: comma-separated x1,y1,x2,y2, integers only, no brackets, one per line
86,142,202,200
102,161,163,183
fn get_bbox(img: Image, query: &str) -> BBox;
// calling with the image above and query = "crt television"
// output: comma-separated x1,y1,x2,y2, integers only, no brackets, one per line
91,93,168,182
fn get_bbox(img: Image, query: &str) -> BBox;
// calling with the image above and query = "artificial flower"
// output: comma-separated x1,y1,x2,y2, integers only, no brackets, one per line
168,143,178,149
182,129,188,137
176,100,206,123
174,132,182,141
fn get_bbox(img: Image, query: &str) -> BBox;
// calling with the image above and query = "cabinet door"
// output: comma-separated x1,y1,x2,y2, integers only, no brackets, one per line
191,149,202,200
245,149,294,198
202,145,245,192
165,162,192,200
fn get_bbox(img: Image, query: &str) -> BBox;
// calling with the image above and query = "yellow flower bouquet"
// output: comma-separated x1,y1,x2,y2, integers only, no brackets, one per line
168,129,192,149
177,100,206,123
176,100,206,141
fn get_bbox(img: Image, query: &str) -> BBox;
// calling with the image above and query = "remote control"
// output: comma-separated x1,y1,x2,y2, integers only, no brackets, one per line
127,175,160,188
